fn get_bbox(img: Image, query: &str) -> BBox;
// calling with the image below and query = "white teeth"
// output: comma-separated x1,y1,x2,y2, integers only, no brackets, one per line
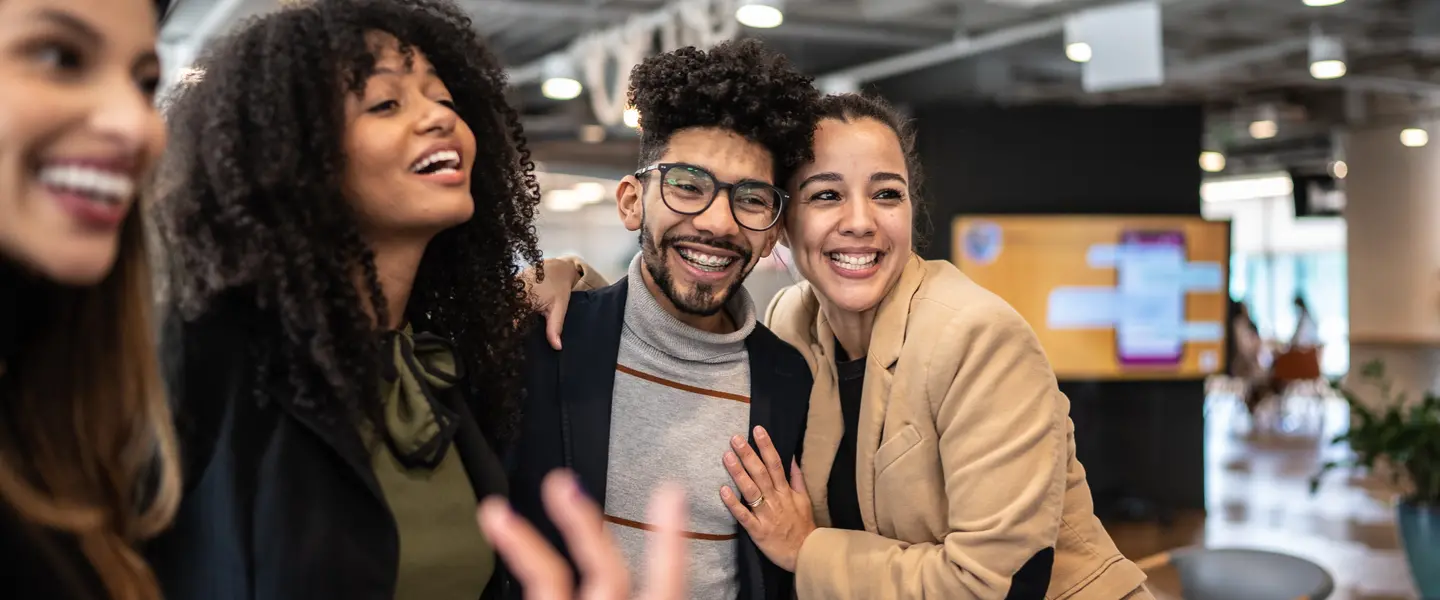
412,149,461,173
38,166,134,204
828,252,879,270
677,247,735,272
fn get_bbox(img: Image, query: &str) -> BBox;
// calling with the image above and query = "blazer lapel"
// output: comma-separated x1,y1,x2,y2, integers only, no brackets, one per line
742,326,807,600
558,280,627,505
744,328,806,468
800,311,842,527
854,256,926,532
448,387,508,500
745,344,775,454
279,395,385,504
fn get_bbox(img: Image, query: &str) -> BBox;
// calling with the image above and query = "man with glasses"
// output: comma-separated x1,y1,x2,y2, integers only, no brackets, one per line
508,39,822,600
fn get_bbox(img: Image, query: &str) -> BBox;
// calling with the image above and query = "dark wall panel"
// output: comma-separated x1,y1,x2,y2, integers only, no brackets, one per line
912,103,1208,514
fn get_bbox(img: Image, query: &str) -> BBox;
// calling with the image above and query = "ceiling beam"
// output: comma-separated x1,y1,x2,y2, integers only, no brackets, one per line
816,0,1242,86
818,16,1064,84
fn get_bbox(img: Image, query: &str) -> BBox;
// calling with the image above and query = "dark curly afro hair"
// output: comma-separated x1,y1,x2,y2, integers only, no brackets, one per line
628,38,822,186
154,0,541,446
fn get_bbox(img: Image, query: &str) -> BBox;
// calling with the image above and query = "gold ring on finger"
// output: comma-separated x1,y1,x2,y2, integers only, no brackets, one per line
747,494,765,509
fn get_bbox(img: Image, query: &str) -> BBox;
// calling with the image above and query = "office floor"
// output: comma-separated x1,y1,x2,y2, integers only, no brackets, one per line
1103,393,1420,600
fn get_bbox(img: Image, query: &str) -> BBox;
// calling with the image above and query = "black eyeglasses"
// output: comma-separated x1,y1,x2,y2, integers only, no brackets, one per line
634,162,787,232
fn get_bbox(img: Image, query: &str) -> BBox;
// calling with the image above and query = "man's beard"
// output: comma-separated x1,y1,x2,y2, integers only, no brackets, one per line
640,225,753,317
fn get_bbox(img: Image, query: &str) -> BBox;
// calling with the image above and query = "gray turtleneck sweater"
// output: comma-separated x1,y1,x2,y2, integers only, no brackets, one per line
605,253,753,600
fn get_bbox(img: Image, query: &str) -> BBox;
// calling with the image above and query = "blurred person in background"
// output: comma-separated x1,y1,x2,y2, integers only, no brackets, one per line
0,0,181,598
509,39,820,600
530,94,1151,600
1290,294,1319,349
1228,299,1269,414
145,1,542,598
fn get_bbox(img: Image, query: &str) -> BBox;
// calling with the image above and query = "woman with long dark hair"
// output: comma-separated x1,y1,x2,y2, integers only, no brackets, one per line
146,1,541,598
0,0,181,598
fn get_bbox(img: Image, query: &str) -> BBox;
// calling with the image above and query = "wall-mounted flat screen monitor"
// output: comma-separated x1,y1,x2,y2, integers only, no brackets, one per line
953,215,1230,380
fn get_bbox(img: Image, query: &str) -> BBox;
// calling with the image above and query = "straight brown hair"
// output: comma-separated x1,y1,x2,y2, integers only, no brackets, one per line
0,212,181,600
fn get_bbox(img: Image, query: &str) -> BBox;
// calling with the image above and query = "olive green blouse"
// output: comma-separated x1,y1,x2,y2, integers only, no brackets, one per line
366,327,494,599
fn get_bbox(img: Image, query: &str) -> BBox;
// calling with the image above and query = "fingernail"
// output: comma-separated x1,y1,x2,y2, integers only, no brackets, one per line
721,486,732,499
724,452,737,465
755,426,768,440
731,435,744,448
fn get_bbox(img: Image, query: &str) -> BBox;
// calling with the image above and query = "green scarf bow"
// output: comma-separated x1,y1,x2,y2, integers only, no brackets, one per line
377,326,464,471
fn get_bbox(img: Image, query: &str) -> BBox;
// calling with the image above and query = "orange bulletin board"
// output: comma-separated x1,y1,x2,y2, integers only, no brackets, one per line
953,215,1230,380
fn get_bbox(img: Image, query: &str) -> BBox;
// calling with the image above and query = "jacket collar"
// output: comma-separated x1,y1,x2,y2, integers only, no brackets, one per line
807,254,927,368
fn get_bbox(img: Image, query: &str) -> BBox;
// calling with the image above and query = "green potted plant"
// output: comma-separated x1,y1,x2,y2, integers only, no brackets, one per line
1311,359,1440,598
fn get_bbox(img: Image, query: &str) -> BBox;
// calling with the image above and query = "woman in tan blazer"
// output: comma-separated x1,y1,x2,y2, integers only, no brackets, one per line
529,93,1150,600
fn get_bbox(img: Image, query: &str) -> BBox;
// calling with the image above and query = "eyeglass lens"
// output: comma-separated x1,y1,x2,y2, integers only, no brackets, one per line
661,166,780,231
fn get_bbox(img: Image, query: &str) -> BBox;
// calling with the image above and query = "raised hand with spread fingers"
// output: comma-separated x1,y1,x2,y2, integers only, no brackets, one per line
478,470,688,600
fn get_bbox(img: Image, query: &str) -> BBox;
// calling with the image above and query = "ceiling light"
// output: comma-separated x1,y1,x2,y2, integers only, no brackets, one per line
623,107,641,129
541,78,582,100
573,181,608,204
1249,120,1278,139
736,0,784,29
1401,127,1429,148
1329,160,1348,179
1200,175,1294,203
543,189,586,212
1065,42,1092,63
1199,151,1226,173
1302,0,1344,6
540,55,583,100
1309,59,1346,80
1308,30,1346,80
1248,104,1279,139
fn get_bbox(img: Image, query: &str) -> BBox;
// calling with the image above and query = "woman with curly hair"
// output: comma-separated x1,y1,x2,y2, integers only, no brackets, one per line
145,1,541,598
0,0,181,598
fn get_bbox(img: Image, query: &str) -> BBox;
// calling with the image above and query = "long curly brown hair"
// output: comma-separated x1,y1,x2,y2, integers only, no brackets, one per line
153,0,541,445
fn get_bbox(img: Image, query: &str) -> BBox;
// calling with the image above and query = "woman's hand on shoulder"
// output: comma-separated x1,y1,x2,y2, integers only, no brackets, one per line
521,259,582,351
478,470,688,600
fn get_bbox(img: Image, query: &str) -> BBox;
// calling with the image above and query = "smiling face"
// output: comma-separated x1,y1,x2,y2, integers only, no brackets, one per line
616,127,781,322
341,32,477,244
0,0,162,285
785,117,914,315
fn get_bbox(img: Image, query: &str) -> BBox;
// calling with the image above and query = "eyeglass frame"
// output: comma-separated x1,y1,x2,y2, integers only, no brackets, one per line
633,162,788,232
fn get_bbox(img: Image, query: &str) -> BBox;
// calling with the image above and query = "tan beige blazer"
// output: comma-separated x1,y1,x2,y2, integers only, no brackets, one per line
764,257,1150,600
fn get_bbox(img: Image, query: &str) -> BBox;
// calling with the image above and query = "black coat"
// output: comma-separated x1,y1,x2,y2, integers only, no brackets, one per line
509,279,812,600
145,298,510,600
